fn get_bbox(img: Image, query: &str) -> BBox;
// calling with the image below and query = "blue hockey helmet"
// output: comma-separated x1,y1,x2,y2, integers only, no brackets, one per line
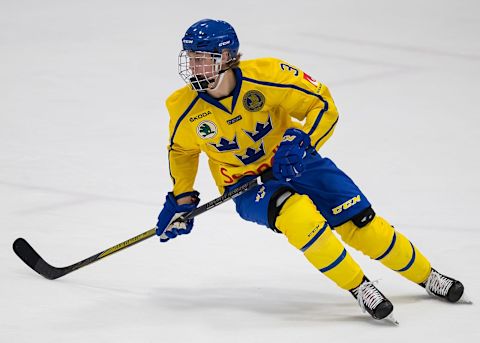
181,19,239,58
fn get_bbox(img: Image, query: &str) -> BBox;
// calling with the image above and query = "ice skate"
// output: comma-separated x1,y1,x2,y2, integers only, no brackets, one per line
350,277,398,324
421,268,469,303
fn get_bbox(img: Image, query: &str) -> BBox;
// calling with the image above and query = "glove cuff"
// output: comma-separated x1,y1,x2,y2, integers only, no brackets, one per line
283,128,311,146
173,191,200,205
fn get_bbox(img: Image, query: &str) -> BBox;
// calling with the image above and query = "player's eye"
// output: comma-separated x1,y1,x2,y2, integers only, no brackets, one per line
189,57,202,64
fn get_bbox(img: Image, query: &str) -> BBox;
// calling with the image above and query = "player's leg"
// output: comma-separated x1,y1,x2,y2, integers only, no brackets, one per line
335,214,464,302
274,192,364,291
229,178,394,319
335,214,430,283
273,191,394,319
291,151,464,302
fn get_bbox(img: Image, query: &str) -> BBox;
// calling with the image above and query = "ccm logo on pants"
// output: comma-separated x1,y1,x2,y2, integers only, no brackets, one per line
332,195,361,215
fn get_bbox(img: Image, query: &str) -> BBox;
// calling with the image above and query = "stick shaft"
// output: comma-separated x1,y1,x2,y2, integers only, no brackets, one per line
13,170,273,279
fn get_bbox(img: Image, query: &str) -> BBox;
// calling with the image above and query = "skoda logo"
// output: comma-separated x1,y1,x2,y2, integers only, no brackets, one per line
197,120,217,139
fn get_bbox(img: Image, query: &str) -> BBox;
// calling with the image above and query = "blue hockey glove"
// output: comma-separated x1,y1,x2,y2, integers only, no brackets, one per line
155,191,200,243
273,128,311,180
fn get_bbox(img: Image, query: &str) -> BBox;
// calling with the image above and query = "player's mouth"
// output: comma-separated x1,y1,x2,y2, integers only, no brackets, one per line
190,75,216,91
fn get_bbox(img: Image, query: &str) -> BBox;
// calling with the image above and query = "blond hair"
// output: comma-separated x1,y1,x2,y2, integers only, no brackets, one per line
222,51,242,70
228,52,242,69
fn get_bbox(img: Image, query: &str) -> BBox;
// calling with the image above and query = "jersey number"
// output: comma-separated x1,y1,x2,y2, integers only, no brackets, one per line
280,63,299,76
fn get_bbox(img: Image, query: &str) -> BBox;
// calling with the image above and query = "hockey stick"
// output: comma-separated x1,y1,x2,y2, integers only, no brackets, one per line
13,170,273,280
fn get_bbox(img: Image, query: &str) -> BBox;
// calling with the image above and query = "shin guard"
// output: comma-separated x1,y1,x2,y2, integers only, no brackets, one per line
335,216,431,284
275,194,364,290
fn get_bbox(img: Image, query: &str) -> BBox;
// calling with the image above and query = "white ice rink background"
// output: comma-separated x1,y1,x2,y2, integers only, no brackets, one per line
1,0,479,342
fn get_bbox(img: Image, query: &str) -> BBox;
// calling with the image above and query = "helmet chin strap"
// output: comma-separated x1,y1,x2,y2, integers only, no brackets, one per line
209,69,227,92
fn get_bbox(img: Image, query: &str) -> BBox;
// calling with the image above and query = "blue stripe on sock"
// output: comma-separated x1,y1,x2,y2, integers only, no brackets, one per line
300,222,328,252
319,248,347,273
395,242,416,272
375,232,397,260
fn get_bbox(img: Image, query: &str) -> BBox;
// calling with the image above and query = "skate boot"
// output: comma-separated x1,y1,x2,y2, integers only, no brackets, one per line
421,268,464,303
350,277,394,320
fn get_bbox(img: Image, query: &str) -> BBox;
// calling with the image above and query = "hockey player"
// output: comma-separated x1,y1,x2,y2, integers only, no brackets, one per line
155,19,465,321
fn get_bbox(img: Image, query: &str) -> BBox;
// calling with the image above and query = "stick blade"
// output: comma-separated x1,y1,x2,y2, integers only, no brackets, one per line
13,238,65,280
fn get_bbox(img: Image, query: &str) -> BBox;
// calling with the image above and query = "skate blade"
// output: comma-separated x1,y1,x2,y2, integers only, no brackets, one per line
383,313,399,326
458,293,473,305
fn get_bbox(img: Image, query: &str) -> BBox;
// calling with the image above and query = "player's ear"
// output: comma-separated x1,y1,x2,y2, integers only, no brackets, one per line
221,49,232,63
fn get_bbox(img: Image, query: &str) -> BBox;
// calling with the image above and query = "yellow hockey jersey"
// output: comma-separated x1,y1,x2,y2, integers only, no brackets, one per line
166,57,339,195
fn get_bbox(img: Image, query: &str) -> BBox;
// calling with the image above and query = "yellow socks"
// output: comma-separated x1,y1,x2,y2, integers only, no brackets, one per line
335,216,431,284
275,194,364,290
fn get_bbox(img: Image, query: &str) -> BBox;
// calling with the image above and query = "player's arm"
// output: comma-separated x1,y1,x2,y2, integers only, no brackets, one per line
275,60,339,150
154,98,202,244
166,103,201,197
168,142,200,196
272,82,339,180
300,84,339,150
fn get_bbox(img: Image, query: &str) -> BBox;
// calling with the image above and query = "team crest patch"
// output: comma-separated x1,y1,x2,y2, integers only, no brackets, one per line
197,120,217,139
243,90,265,112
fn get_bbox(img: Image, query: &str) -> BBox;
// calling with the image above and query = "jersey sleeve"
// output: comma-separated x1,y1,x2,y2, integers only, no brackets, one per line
166,94,201,196
300,83,339,150
273,59,339,150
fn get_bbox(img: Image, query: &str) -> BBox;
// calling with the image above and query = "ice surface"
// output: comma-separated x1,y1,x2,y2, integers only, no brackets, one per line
1,0,479,342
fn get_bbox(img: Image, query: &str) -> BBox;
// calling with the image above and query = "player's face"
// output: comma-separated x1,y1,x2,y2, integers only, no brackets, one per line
178,50,229,91
187,51,217,79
